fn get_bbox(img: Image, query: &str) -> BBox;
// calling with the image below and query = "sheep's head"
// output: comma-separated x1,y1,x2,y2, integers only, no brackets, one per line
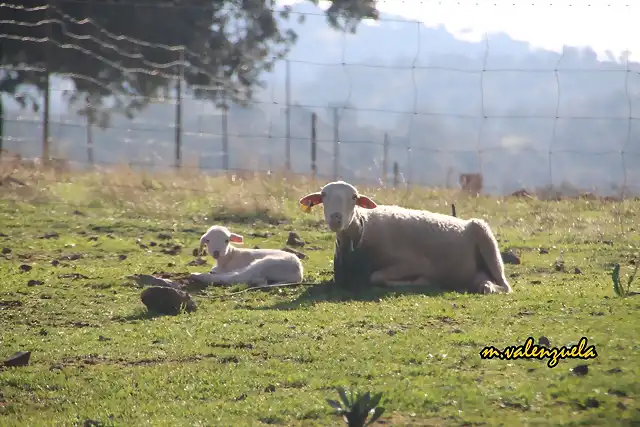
199,225,243,260
299,181,377,232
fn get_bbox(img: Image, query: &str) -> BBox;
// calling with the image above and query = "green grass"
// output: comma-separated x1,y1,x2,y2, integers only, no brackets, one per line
1,166,639,426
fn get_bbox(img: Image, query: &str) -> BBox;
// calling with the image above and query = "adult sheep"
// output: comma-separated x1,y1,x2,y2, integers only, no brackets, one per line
299,181,512,294
189,225,304,287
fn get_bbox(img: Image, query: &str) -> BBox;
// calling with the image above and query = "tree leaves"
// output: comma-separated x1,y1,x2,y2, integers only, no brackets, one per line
2,0,379,121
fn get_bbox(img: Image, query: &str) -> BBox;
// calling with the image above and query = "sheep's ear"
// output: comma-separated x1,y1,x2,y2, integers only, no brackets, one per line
356,195,377,209
299,192,323,213
229,233,244,244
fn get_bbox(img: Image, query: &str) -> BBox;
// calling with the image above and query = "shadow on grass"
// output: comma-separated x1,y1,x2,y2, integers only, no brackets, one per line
247,243,453,310
114,308,195,322
114,310,167,322
247,280,448,311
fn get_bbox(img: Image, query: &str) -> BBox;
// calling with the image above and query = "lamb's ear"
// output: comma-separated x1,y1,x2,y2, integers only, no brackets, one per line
356,195,377,209
299,192,323,213
199,235,208,254
229,233,244,244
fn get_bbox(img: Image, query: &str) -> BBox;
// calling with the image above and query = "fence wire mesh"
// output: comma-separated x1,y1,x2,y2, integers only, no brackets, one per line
1,1,639,197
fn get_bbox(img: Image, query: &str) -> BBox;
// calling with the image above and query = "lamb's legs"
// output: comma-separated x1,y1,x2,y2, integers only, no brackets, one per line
207,261,273,286
189,270,267,287
370,263,430,287
204,271,243,285
189,262,223,284
189,272,219,284
189,268,244,286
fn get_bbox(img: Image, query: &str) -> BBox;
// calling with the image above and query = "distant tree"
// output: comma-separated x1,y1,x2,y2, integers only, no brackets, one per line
0,0,379,151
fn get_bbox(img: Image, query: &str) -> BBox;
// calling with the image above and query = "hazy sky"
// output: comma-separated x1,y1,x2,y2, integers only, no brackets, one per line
294,0,637,62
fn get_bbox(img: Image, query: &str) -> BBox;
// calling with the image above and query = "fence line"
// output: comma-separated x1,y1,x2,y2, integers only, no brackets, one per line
1,1,639,197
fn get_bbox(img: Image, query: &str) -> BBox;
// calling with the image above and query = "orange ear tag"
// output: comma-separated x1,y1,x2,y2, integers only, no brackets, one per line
302,202,313,214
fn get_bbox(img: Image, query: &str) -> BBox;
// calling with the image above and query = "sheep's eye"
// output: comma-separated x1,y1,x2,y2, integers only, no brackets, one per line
225,239,229,244
352,194,357,200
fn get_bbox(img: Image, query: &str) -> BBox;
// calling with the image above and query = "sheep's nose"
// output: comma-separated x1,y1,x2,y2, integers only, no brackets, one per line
212,250,220,258
330,212,342,224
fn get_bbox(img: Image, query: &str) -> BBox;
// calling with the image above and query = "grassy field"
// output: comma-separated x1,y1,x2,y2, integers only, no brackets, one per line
1,166,639,426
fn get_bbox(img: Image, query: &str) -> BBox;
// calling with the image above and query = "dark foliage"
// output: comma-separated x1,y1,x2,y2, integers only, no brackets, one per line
326,386,385,427
333,235,374,291
1,0,379,121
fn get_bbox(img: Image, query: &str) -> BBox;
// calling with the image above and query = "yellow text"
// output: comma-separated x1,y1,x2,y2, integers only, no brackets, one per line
479,337,598,368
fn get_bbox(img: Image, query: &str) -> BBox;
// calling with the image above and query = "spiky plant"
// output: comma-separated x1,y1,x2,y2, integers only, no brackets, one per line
326,386,385,427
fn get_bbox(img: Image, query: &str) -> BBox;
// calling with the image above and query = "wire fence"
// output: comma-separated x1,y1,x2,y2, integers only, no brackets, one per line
1,1,640,197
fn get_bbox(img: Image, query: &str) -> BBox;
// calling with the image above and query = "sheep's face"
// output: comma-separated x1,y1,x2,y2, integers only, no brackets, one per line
299,181,377,233
199,225,244,260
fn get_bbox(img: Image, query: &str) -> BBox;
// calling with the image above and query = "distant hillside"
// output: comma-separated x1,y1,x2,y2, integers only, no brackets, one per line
4,2,640,194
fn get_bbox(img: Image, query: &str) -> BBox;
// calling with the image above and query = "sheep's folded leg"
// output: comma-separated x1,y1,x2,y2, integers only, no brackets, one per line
385,277,430,287
246,277,268,287
370,263,429,287
468,219,512,293
472,271,508,294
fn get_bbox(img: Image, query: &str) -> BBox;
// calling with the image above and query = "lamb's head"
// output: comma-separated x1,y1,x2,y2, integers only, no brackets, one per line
198,225,243,260
299,180,377,232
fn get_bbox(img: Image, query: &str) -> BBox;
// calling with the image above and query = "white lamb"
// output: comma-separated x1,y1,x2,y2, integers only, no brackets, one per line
299,181,512,294
189,225,304,287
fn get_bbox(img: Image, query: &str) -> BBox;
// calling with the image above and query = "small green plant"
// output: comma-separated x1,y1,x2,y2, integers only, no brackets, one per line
611,262,639,297
326,386,385,427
